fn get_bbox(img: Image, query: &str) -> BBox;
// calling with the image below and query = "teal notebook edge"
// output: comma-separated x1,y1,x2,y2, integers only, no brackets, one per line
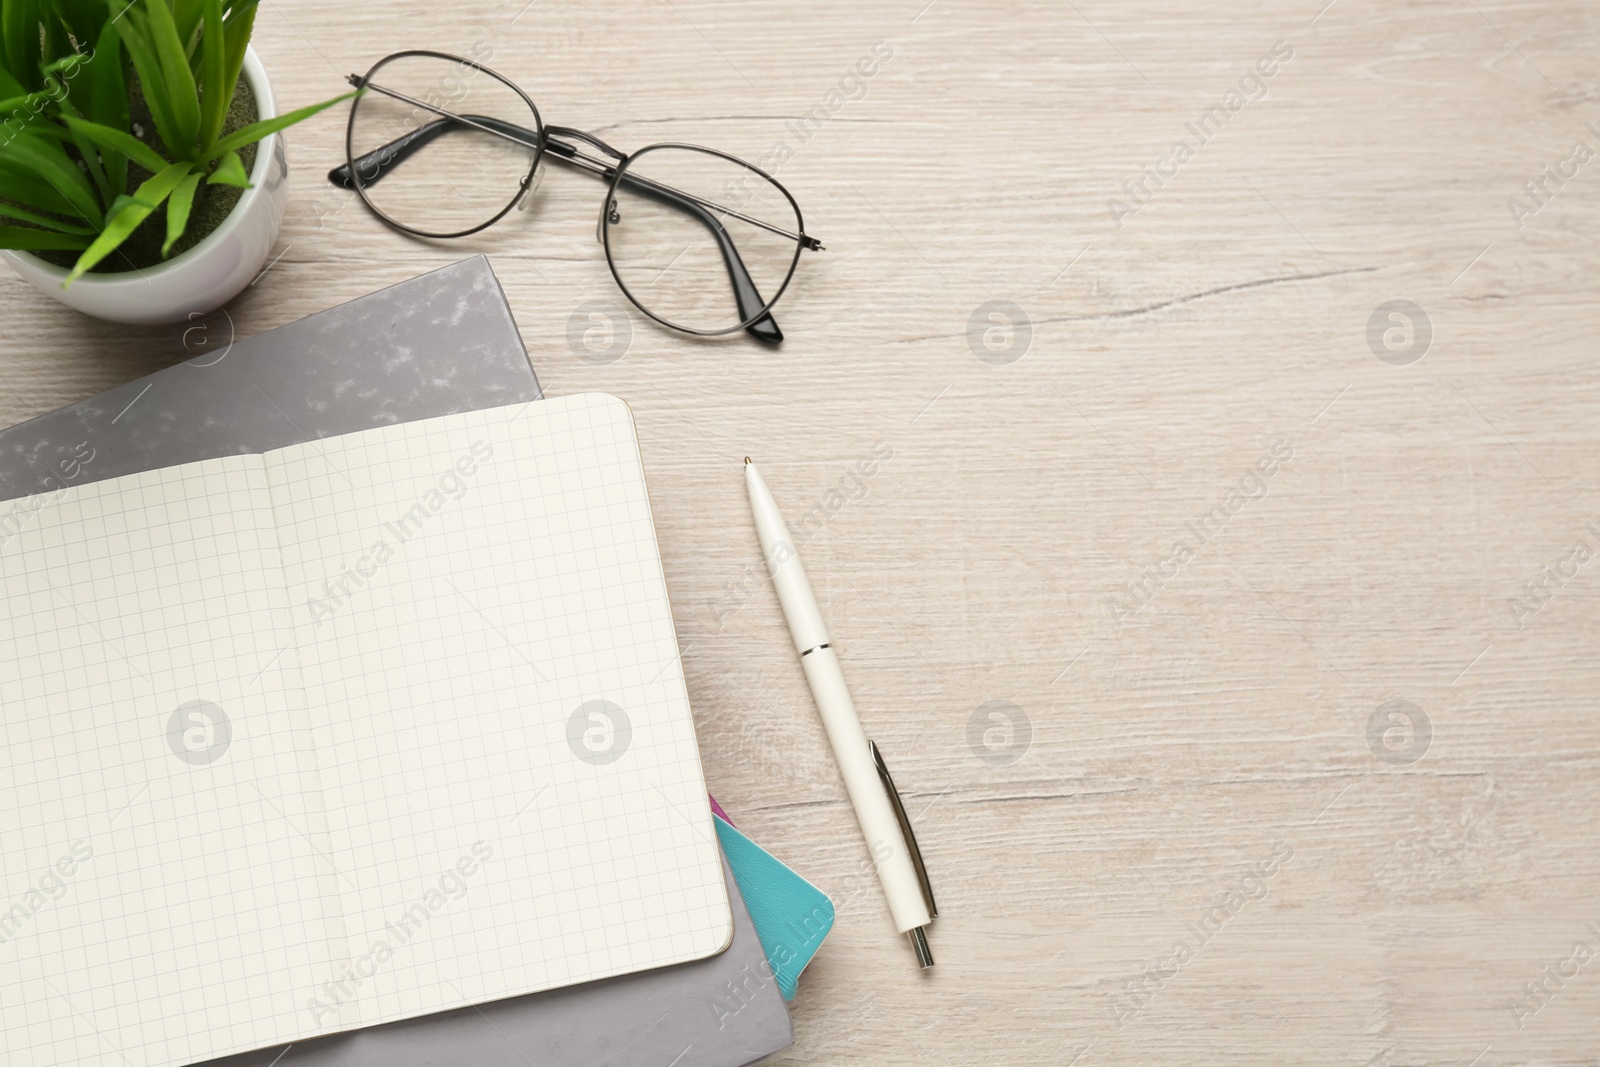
714,815,836,1001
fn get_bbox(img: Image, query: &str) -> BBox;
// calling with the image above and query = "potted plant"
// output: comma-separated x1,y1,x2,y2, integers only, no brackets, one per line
0,0,351,324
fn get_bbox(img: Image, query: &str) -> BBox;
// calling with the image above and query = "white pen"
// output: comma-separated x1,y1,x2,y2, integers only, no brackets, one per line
744,457,937,968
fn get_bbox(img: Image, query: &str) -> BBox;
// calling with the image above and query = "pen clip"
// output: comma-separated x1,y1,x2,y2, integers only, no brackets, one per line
869,740,938,921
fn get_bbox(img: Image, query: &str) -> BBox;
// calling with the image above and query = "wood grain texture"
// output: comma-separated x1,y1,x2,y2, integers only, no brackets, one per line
4,1,1599,1063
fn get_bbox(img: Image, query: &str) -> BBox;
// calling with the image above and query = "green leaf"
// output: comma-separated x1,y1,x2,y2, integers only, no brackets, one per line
205,147,248,187
0,155,85,218
0,224,92,251
162,169,201,254
2,0,41,94
40,49,91,78
11,120,73,143
8,114,91,152
144,0,200,151
0,87,70,138
173,0,204,60
82,22,129,198
219,0,256,109
197,0,225,150
38,6,62,72
47,35,95,68
84,21,128,129
67,121,114,205
204,89,358,162
0,200,96,234
0,56,26,102
0,91,39,118
0,0,34,99
62,114,170,173
107,191,157,214
40,55,115,204
2,132,103,224
51,0,106,45
116,10,184,160
65,160,192,283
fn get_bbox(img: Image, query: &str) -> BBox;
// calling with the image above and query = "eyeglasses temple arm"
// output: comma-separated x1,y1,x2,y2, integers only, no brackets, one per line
327,113,540,190
591,161,783,344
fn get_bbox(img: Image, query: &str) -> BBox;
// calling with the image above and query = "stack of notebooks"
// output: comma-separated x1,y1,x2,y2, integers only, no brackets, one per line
0,258,831,1067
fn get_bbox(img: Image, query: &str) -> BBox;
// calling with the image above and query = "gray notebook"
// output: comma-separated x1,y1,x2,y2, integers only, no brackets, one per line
0,256,793,1067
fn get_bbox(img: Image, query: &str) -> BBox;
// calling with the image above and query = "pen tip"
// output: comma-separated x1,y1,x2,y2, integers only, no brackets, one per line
909,927,935,969
743,456,751,465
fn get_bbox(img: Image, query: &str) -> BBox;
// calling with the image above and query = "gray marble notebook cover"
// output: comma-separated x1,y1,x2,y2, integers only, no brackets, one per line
0,256,541,499
0,255,793,1067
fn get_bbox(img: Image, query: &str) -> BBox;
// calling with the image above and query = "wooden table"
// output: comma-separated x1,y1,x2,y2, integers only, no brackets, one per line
5,2,1597,1063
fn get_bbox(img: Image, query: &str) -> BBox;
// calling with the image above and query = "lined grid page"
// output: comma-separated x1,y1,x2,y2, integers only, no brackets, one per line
0,456,344,1067
264,393,730,1033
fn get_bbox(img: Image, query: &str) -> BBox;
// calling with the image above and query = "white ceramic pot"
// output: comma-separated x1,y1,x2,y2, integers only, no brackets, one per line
2,46,288,325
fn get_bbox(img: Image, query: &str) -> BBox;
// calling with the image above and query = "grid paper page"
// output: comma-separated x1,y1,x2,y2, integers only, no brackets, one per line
0,456,345,1067
264,393,731,1032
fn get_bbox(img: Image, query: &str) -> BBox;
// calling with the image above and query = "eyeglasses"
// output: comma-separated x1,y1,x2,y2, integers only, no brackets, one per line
327,50,822,344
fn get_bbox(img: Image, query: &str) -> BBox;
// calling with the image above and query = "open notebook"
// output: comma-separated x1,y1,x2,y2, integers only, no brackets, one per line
0,393,731,1067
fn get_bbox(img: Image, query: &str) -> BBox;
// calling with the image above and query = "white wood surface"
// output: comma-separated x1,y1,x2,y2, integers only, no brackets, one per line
4,2,1599,1063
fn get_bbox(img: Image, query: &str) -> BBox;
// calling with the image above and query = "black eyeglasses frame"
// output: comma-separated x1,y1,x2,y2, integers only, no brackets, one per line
328,49,823,344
